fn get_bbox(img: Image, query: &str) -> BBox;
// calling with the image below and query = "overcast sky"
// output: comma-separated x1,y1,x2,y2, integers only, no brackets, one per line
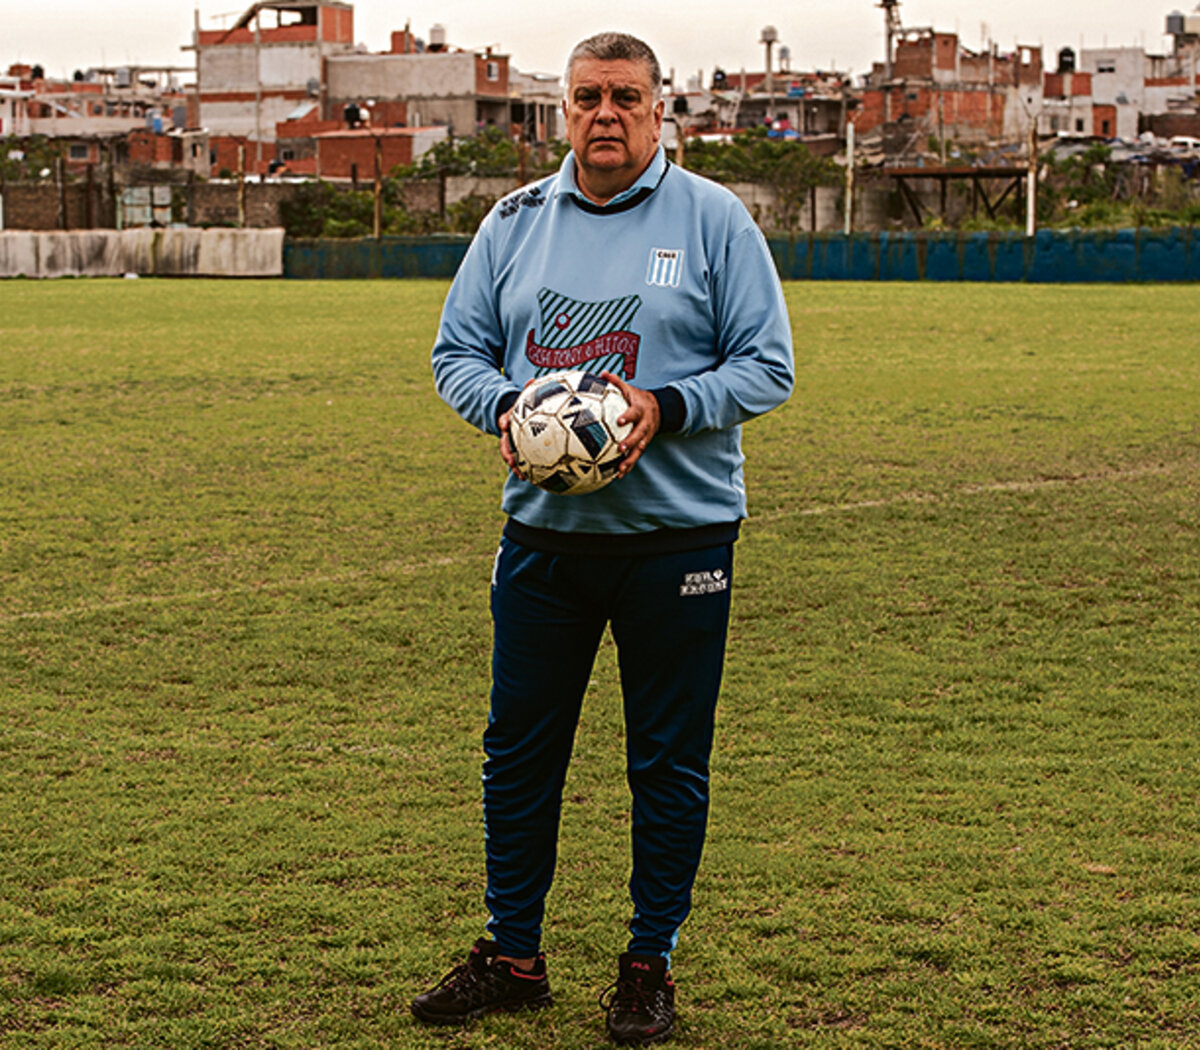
4,1,1188,85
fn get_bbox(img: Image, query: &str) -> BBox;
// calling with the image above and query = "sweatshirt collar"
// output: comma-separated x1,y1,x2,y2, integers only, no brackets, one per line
554,146,668,213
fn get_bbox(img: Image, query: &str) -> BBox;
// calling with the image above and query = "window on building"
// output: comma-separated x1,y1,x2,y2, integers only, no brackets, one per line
1075,118,1085,132
1097,60,1116,74
486,61,500,81
68,144,88,160
1050,116,1060,131
1101,119,1111,135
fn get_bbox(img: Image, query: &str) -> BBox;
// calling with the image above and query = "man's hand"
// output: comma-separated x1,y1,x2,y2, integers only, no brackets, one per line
498,404,523,478
601,371,661,477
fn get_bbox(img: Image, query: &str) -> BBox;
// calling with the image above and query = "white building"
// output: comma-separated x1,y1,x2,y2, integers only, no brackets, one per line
190,0,355,149
1080,44,1200,138
1,84,33,137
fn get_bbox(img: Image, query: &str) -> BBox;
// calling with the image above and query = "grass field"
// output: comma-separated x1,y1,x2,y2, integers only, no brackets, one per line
1,278,1198,1049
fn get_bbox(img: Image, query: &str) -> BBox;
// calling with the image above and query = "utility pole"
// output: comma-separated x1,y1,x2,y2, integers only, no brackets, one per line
1026,124,1038,237
938,89,947,164
373,133,383,240
56,155,67,230
237,143,246,228
844,120,856,236
254,9,263,173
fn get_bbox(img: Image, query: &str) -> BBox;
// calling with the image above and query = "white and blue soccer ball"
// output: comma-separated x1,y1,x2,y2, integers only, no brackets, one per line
508,370,632,495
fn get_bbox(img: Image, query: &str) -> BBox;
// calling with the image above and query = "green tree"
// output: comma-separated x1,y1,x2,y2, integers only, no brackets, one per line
395,125,515,178
278,178,440,238
0,135,65,181
684,127,842,231
393,126,567,181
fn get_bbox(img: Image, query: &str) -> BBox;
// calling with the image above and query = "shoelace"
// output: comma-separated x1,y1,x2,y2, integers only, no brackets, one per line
434,959,489,1002
599,976,655,1016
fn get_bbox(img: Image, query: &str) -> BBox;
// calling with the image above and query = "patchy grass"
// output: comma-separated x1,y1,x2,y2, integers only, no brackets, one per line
1,279,1198,1048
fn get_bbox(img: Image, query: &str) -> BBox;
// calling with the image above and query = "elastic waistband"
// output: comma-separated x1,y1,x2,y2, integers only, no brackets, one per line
503,518,740,557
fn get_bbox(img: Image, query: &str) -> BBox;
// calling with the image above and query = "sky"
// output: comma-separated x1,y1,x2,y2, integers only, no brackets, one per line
3,0,1190,86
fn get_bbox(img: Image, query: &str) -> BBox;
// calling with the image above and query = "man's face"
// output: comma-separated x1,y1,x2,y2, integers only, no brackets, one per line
563,57,663,196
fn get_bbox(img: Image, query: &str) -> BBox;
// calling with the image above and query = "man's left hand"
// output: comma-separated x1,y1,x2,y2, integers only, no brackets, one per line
601,371,660,477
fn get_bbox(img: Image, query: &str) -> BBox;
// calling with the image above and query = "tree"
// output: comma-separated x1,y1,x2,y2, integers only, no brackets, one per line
278,177,442,238
685,127,842,231
399,125,518,178
393,126,566,180
0,135,65,182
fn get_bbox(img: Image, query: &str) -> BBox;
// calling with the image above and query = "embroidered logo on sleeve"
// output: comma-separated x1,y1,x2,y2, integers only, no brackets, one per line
525,287,642,380
680,568,729,597
498,186,547,219
646,248,684,287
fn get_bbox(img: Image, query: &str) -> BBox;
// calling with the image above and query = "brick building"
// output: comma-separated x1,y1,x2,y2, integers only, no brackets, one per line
708,68,853,137
856,29,1043,147
311,125,448,179
189,3,558,176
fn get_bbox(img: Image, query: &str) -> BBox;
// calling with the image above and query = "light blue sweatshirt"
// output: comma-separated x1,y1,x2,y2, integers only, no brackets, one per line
431,146,794,537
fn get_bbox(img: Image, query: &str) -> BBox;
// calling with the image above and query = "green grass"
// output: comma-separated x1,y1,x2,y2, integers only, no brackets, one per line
1,279,1198,1048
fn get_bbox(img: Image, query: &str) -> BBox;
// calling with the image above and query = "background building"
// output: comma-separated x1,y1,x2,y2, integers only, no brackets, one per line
190,0,355,173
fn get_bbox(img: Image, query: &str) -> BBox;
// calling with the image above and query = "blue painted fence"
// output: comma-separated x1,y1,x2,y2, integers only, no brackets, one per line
769,227,1200,282
284,235,473,280
283,227,1200,282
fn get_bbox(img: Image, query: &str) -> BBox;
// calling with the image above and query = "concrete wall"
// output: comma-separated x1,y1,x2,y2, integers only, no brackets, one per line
1,180,117,230
199,43,323,93
2,180,298,231
198,42,326,138
327,53,476,101
189,180,300,228
202,97,312,142
0,174,893,235
0,228,284,278
727,183,846,233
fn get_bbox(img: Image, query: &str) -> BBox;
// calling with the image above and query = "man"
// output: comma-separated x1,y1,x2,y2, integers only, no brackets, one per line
414,31,793,1046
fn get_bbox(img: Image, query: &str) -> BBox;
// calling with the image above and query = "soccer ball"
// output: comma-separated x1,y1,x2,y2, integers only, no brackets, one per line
508,370,632,495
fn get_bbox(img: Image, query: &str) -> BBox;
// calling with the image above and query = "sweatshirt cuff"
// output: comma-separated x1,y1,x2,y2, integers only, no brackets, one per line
496,389,520,428
650,386,686,433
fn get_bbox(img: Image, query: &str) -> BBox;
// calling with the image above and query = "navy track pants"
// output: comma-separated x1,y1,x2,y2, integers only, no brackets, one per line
483,537,733,959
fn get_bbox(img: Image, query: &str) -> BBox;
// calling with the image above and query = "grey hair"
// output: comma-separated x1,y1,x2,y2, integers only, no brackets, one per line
564,32,662,99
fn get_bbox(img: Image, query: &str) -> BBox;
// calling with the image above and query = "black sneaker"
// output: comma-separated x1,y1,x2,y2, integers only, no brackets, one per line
600,952,676,1045
410,938,553,1026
